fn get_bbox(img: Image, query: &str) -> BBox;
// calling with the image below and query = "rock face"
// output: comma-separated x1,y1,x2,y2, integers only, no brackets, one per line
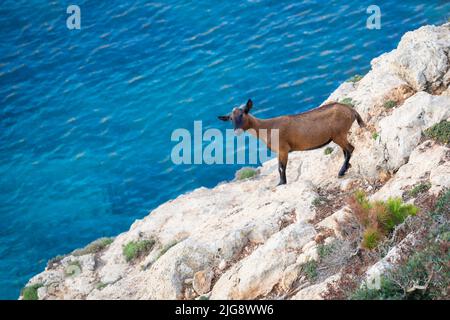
22,24,450,300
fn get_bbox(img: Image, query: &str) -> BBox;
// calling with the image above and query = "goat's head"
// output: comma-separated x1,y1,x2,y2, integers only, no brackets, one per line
218,99,253,135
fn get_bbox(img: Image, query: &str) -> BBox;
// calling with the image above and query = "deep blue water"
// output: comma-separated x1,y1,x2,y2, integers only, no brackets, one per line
0,0,449,299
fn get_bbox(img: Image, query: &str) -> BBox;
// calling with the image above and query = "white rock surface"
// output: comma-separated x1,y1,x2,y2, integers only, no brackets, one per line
22,24,450,300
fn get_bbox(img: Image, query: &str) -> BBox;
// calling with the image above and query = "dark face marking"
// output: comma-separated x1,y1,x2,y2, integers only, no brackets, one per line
231,107,245,131
217,99,253,135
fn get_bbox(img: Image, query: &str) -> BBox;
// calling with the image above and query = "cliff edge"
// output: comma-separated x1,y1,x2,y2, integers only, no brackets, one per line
22,24,450,300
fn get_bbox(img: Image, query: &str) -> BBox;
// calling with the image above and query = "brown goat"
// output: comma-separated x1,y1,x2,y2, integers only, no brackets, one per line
218,99,365,185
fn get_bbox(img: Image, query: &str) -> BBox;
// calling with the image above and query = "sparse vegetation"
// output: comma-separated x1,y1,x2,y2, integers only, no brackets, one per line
22,283,43,300
384,100,397,109
351,219,449,300
317,243,335,259
372,132,379,140
409,183,431,198
96,282,108,290
47,255,66,268
312,196,328,207
340,97,355,107
424,120,450,144
235,167,258,180
348,190,418,249
324,147,333,155
326,189,449,300
431,189,449,217
123,239,155,262
65,260,82,277
346,74,363,83
72,237,114,256
302,260,318,281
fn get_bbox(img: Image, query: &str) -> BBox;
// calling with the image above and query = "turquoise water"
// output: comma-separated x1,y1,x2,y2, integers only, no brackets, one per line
0,0,449,299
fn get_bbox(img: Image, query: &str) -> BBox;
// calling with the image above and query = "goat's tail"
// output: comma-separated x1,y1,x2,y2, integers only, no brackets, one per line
353,109,366,128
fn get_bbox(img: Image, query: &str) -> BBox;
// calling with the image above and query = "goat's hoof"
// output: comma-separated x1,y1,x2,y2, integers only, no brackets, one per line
277,181,287,186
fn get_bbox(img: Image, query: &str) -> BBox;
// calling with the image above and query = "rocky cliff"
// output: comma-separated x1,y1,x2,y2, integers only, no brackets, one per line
22,24,450,300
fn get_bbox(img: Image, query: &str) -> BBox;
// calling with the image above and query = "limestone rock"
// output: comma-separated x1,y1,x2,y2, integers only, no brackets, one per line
193,270,214,295
21,24,450,301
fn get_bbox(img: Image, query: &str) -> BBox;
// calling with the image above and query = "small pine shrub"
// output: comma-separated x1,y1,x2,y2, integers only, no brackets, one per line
123,239,155,262
22,283,43,300
383,198,418,232
362,227,381,250
348,191,418,250
424,121,450,144
324,147,333,155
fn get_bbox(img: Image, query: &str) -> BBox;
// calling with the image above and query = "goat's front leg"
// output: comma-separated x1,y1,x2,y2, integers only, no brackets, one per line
277,151,288,186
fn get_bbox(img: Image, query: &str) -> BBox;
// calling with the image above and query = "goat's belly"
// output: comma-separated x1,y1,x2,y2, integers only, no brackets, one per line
291,136,332,151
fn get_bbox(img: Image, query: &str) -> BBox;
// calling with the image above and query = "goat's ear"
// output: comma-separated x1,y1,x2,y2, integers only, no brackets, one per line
218,115,231,121
244,99,253,114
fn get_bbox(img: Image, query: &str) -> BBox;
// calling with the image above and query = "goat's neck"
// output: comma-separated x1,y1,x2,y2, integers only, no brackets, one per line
247,115,270,130
246,115,275,145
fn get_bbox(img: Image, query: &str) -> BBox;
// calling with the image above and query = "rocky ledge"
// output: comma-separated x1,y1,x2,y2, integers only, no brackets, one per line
22,24,450,300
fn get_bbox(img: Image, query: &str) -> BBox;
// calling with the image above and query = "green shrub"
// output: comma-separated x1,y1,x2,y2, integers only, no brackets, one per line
424,121,450,144
381,198,418,232
123,239,155,262
346,74,363,83
383,100,397,109
324,147,333,155
235,167,258,180
302,260,318,281
408,183,431,198
372,132,379,140
354,189,371,213
22,283,43,300
340,97,355,107
72,237,114,256
362,228,381,250
431,189,450,217
317,243,334,259
348,191,418,250
351,277,403,300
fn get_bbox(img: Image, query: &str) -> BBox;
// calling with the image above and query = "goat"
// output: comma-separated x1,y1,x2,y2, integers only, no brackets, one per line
218,99,365,185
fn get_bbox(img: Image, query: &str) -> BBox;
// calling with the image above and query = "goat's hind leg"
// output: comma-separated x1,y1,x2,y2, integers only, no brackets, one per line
333,136,354,177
